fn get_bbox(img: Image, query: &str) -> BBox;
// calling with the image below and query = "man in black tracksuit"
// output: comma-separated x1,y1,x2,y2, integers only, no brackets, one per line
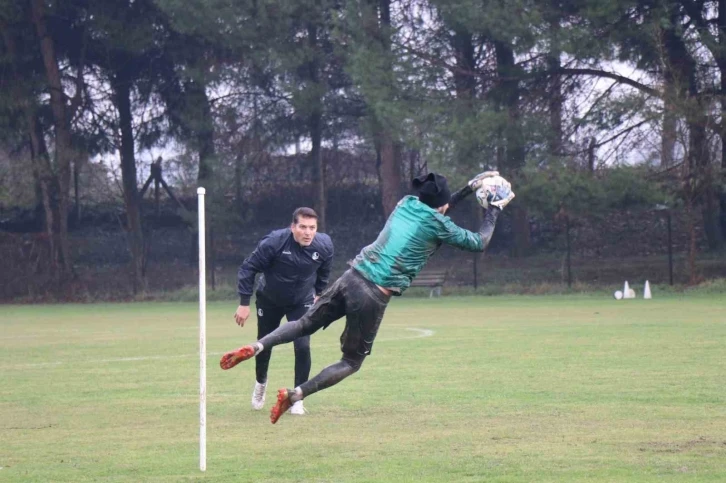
235,207,333,415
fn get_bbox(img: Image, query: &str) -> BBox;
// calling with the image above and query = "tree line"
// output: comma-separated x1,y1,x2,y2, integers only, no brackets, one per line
1,0,724,293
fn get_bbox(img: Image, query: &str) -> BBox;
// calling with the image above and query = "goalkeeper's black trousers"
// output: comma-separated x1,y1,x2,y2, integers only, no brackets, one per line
256,268,391,398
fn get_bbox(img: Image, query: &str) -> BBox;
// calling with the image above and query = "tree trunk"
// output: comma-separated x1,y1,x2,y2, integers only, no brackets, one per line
587,137,596,172
695,121,723,250
546,15,563,157
661,68,677,168
701,186,723,250
112,71,146,294
310,110,326,231
451,26,479,169
450,26,488,266
662,9,723,250
307,23,327,231
377,135,402,216
29,113,62,277
452,29,476,99
690,99,722,251
718,0,726,239
2,24,62,280
685,193,699,284
548,59,563,157
371,0,402,217
185,79,215,184
661,105,677,167
235,144,243,211
30,0,74,278
688,123,722,252
74,160,82,221
494,39,531,256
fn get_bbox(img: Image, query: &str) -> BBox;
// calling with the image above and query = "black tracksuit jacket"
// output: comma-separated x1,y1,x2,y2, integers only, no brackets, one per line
237,228,333,307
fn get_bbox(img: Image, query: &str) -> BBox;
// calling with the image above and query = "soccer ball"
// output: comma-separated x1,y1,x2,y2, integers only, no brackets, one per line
475,178,509,209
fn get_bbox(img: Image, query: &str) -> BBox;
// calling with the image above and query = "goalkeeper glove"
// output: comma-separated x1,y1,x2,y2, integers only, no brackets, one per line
475,175,515,210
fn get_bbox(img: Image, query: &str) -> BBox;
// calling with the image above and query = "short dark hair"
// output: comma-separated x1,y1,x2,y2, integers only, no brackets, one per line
292,207,318,225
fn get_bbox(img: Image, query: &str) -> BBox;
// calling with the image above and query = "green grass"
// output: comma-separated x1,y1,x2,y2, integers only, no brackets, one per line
2,294,725,482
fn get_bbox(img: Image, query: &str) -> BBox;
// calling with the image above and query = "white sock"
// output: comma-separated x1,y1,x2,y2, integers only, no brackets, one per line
290,387,303,403
254,342,264,354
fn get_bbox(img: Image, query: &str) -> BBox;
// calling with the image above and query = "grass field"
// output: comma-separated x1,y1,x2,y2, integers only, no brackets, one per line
2,294,725,482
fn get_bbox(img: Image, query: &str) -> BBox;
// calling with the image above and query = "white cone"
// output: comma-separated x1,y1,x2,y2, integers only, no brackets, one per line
623,281,633,299
644,280,652,299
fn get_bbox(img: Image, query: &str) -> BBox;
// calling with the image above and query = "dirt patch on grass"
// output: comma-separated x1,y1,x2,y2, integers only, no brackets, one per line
639,436,726,453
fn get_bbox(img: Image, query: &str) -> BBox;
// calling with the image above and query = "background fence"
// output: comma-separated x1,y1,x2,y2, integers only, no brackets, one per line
1,179,722,301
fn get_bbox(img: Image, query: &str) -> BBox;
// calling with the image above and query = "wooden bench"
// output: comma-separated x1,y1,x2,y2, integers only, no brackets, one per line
410,269,448,297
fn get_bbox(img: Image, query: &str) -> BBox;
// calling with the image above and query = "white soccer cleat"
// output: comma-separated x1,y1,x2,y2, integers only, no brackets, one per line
288,400,306,415
251,381,267,410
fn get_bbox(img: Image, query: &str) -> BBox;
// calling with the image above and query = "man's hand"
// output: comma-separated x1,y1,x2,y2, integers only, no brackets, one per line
234,305,250,327
475,175,515,210
468,170,500,191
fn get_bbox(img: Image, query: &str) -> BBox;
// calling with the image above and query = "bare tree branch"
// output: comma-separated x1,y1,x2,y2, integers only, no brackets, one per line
558,68,660,97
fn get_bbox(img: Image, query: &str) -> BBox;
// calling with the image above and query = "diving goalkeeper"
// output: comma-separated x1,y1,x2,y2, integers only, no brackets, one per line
219,170,514,423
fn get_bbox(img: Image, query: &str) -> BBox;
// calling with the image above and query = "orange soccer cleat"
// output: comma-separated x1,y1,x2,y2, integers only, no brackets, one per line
270,388,293,424
219,345,256,370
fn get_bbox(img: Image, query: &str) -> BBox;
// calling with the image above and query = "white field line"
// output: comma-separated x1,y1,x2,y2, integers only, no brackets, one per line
2,328,434,370
377,327,434,341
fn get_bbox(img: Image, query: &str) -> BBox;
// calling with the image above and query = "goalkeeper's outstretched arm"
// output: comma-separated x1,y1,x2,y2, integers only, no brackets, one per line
478,206,501,250
445,184,500,250
442,171,512,251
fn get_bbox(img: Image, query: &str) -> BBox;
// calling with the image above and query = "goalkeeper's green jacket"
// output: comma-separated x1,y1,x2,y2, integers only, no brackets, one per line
351,194,493,294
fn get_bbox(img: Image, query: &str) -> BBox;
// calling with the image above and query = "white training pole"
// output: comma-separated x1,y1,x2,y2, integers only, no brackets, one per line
197,187,207,472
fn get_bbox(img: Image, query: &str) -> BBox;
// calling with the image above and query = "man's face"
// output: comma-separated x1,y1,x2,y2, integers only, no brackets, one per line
291,216,318,246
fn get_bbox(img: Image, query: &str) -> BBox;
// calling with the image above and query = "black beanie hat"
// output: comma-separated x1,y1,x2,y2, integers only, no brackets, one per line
412,172,451,208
